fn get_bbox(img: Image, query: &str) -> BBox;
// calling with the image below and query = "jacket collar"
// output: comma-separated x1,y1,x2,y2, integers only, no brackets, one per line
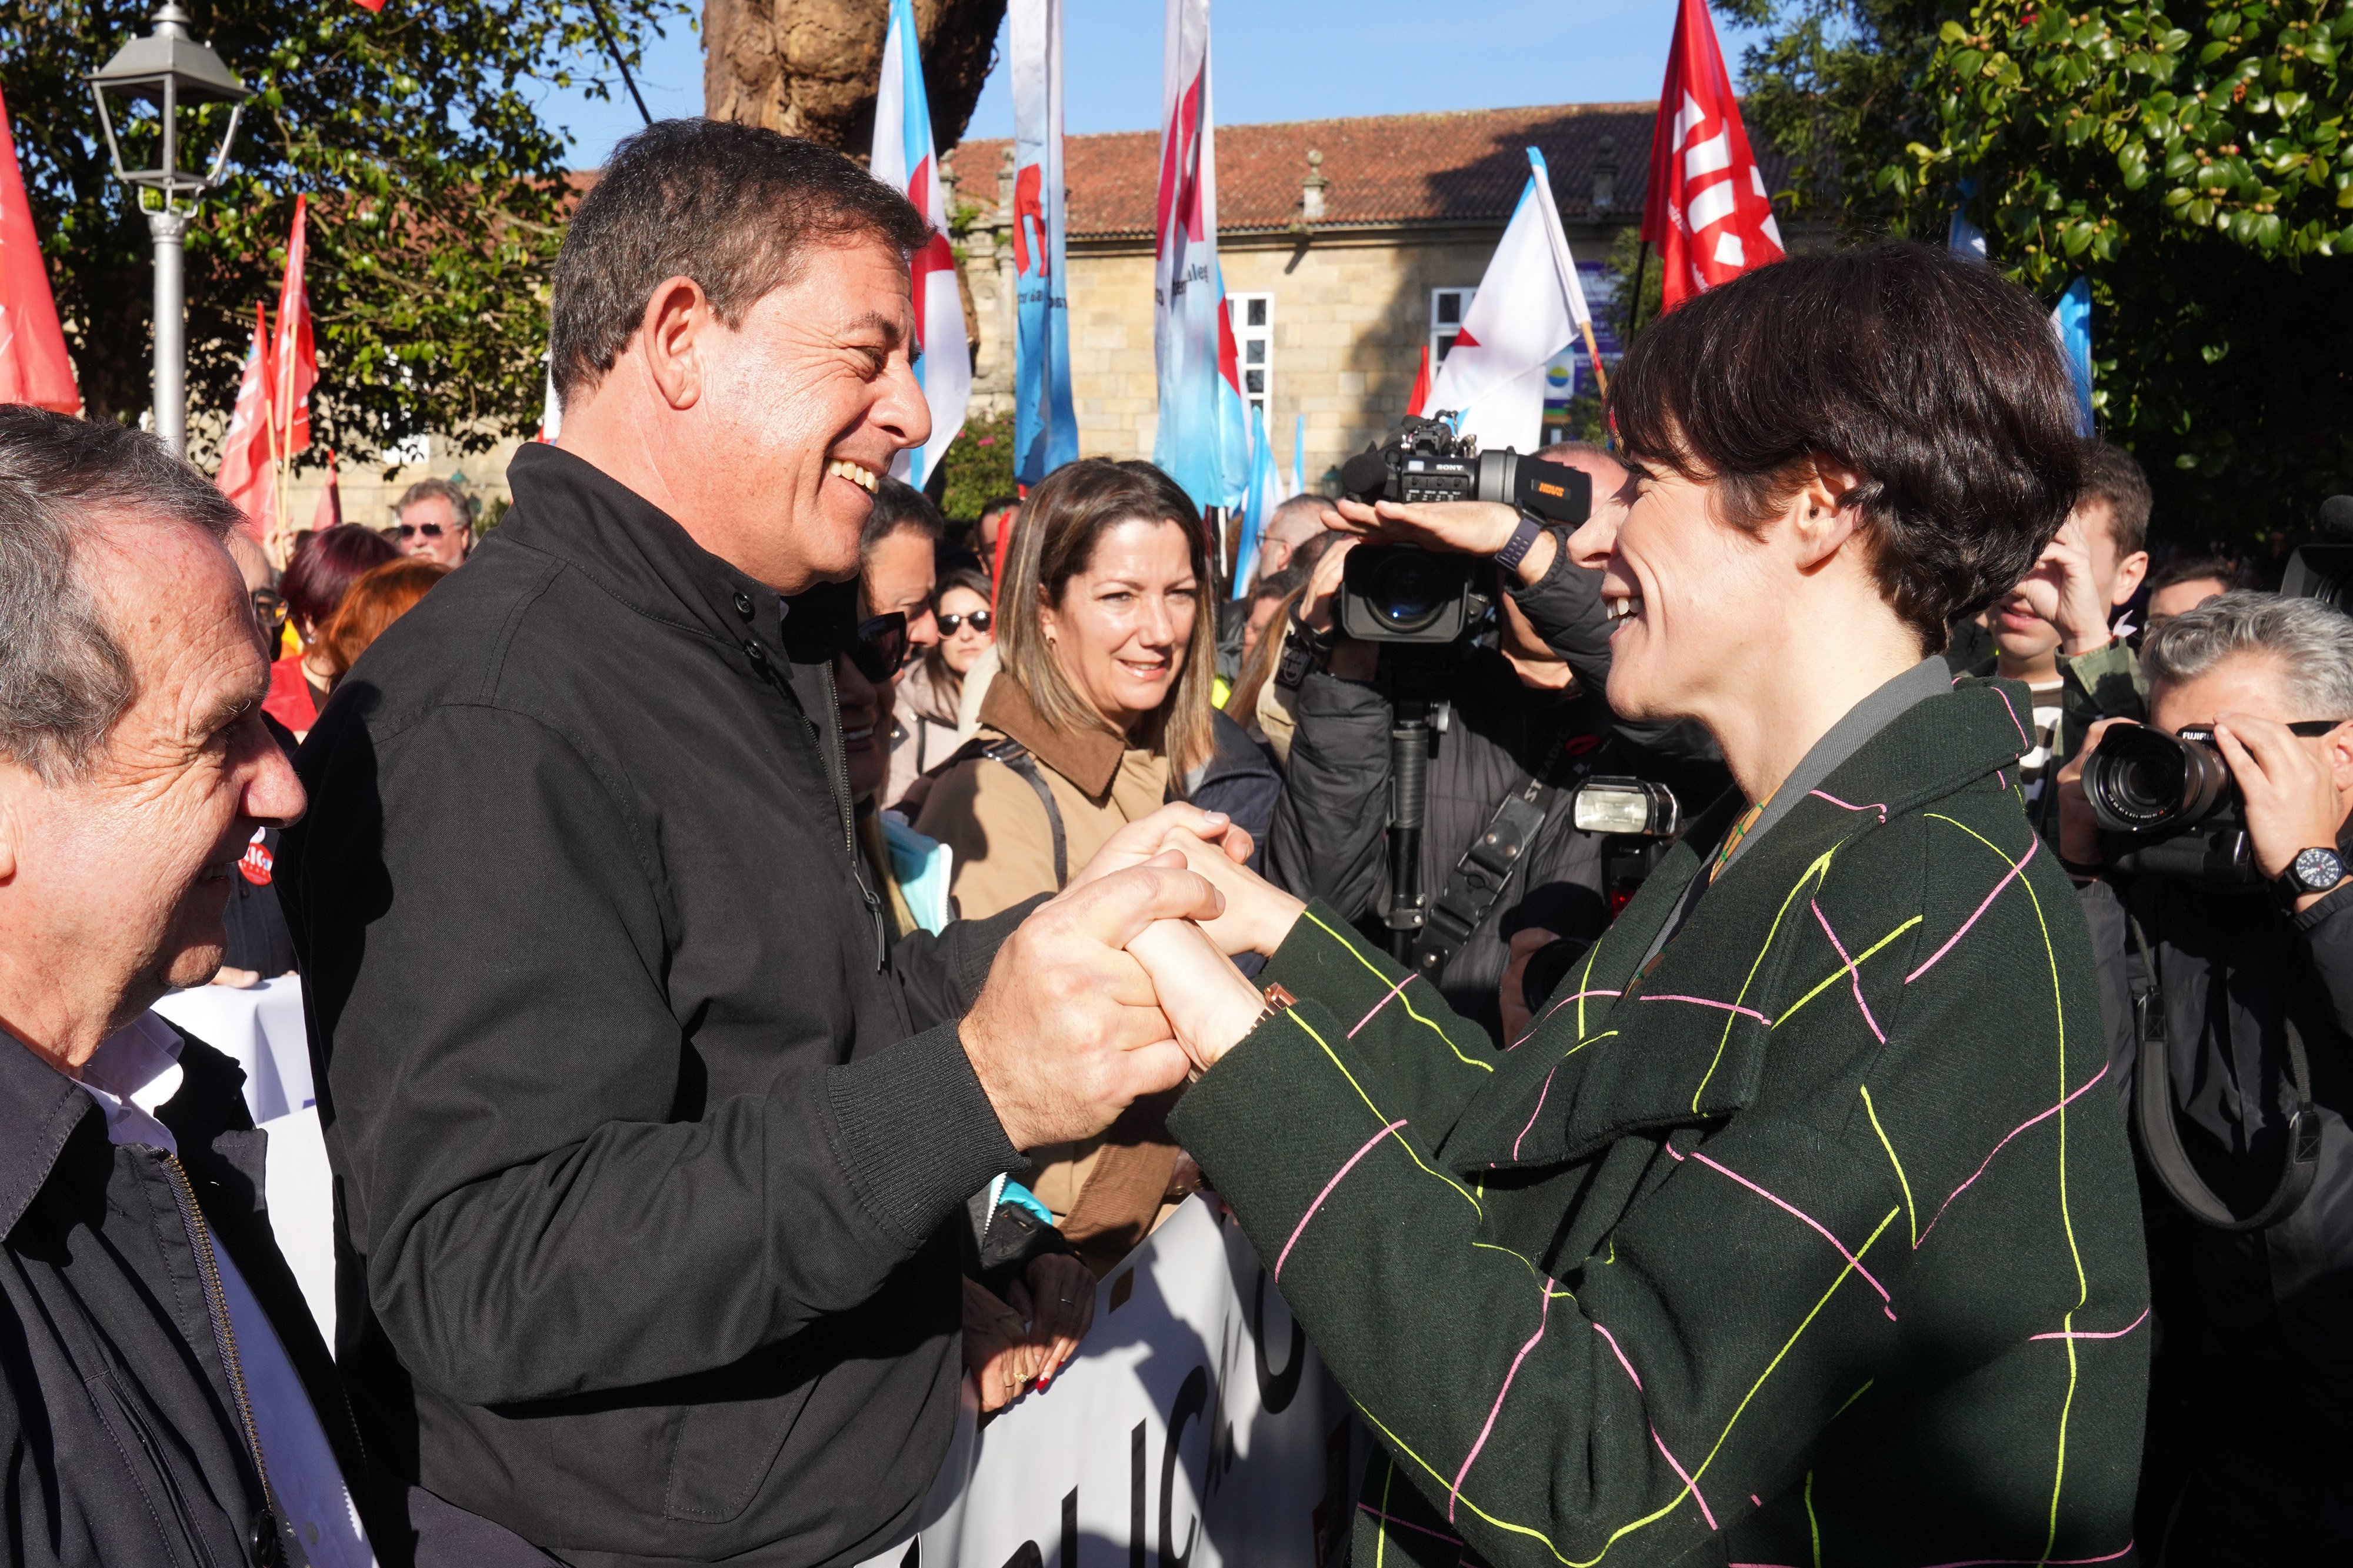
0,1034,104,1238
498,442,858,668
1449,677,2036,1172
979,672,1127,798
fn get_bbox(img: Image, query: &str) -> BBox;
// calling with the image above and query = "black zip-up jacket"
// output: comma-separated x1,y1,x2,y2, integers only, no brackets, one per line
278,445,1029,1568
0,1027,553,1567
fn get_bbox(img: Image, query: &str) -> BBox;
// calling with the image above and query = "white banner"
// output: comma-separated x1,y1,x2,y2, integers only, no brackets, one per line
901,1199,1358,1568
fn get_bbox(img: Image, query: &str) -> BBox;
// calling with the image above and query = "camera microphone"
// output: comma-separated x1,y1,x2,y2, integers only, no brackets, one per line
1339,448,1393,500
2317,495,2353,539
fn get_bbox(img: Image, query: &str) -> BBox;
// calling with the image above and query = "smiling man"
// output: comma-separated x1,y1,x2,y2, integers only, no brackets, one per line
281,121,1227,1568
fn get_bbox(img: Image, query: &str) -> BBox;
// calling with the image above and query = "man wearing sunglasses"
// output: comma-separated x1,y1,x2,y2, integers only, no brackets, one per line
2055,590,2353,1561
279,120,1237,1568
392,476,476,568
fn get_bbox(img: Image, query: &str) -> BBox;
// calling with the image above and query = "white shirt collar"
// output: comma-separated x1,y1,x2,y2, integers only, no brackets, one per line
73,1012,187,1154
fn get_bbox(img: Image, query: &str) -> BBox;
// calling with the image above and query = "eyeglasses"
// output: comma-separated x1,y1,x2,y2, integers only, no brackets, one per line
395,522,448,539
845,612,910,682
251,587,288,638
938,609,993,637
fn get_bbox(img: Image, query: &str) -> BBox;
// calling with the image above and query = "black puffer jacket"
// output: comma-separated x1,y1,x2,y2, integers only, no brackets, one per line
1267,649,1620,1042
279,444,1030,1568
0,1028,552,1568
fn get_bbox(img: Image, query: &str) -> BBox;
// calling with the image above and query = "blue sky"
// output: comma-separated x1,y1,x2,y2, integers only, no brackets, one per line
545,0,1769,169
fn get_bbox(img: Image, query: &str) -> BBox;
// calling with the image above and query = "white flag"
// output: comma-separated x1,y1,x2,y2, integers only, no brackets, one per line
1427,146,1587,456
872,0,971,486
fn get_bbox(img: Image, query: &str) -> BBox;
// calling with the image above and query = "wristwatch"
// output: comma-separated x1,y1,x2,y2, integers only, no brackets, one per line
2277,845,2347,905
1494,511,1548,576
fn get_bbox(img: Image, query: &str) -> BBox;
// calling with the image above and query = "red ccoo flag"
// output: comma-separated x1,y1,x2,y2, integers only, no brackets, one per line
1643,0,1784,314
1406,343,1432,418
216,302,278,542
272,195,317,457
0,81,79,413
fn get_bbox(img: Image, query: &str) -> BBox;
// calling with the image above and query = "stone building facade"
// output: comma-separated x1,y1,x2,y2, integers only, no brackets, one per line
949,101,1797,492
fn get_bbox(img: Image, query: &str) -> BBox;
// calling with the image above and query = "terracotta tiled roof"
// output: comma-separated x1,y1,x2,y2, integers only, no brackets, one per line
949,102,1790,238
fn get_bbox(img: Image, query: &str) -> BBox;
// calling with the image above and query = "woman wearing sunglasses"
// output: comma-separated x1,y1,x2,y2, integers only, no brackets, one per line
885,566,995,810
916,458,1219,1273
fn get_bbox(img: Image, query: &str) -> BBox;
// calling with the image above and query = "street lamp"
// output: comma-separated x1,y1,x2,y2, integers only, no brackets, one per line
88,2,248,456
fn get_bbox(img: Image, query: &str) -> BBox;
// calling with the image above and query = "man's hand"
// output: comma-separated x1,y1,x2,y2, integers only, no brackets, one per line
2214,712,2352,905
962,865,1221,1150
1124,916,1267,1073
1006,1252,1095,1389
1298,533,1357,635
1069,802,1252,890
2054,716,2135,869
2013,512,2117,657
1498,926,1561,1046
1324,496,1558,587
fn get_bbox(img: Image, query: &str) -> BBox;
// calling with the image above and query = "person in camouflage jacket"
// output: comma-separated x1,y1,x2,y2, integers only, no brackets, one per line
1131,243,2150,1566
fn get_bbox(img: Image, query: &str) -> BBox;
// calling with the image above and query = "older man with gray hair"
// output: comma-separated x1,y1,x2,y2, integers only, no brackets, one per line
0,408,552,1568
2055,589,2353,1560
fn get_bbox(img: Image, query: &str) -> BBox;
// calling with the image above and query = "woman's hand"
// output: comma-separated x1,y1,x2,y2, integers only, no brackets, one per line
962,1277,1040,1413
1006,1252,1095,1389
1146,833,1306,957
1125,916,1267,1073
1071,802,1254,890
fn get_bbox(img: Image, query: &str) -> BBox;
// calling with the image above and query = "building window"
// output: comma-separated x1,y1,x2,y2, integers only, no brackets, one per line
1229,292,1273,422
1431,287,1477,366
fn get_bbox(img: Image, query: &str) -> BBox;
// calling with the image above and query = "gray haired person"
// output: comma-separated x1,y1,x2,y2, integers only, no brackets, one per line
0,406,554,1567
2055,590,2353,1561
393,475,477,568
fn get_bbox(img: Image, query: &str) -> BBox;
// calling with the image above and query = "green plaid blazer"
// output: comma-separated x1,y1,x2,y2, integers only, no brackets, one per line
1170,679,2148,1567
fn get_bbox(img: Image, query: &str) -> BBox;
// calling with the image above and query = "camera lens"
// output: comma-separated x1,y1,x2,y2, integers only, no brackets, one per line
2083,726,2233,835
1370,552,1448,632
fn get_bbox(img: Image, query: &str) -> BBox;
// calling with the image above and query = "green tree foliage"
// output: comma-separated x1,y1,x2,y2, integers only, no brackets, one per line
2,0,681,465
937,407,1014,523
1731,0,2353,537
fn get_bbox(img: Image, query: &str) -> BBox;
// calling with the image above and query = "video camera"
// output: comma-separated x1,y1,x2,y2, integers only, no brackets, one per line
2081,724,2259,884
1333,413,1592,645
2281,496,2353,610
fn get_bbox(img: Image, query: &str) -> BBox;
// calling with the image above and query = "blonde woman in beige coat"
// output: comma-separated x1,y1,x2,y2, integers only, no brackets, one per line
917,458,1218,1273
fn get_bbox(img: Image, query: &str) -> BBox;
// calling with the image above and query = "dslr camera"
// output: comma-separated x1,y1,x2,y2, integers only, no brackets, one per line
2081,724,2259,883
1333,413,1592,645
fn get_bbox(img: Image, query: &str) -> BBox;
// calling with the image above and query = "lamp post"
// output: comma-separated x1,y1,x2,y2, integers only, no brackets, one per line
88,2,248,456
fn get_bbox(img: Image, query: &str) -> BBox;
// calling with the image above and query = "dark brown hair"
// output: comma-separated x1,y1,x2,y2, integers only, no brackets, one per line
551,119,932,403
1608,242,2084,651
319,558,449,685
2075,440,2153,558
997,459,1215,775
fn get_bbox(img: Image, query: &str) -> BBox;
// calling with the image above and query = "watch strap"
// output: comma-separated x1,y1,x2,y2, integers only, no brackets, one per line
1494,512,1547,575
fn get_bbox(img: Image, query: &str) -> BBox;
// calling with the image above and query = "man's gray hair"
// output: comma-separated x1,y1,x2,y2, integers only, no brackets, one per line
2142,590,2353,722
0,408,243,782
395,475,477,529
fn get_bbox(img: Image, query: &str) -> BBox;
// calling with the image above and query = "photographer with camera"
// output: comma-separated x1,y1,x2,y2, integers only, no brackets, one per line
2054,590,2353,1562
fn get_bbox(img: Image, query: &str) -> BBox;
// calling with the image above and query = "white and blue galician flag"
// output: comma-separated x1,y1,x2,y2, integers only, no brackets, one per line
1010,0,1076,486
1289,411,1305,499
1232,402,1281,596
1426,146,1590,457
1152,0,1249,513
871,0,969,488
2052,276,2094,435
1947,175,1988,262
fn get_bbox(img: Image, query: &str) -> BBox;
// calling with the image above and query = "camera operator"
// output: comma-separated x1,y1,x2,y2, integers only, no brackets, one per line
1266,445,1717,1044
2053,590,2353,1562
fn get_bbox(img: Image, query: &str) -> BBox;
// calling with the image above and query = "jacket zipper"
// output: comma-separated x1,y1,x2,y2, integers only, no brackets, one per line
816,657,886,968
159,1151,285,1564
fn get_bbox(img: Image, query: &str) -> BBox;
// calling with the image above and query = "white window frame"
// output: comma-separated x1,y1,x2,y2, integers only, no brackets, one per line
1229,292,1274,422
1430,286,1477,367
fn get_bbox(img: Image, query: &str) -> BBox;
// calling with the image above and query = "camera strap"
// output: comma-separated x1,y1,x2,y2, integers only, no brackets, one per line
2127,912,2321,1231
1412,740,1593,980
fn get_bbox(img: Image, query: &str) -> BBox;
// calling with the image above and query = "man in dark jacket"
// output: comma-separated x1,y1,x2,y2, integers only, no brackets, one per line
0,409,552,1567
2054,590,2353,1561
278,121,1218,1568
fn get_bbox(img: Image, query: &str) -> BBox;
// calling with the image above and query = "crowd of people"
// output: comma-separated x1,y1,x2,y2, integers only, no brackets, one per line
4,112,2351,1568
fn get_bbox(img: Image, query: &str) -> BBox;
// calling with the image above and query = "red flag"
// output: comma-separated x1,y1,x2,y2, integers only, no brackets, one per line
1406,344,1432,418
216,302,278,542
272,195,317,456
0,81,78,413
311,448,342,530
1642,0,1785,314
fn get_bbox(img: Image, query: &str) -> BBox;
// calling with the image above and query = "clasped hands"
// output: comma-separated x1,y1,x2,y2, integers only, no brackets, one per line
960,803,1306,1153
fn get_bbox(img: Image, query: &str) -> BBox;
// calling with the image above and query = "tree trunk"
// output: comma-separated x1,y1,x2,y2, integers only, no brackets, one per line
704,0,1006,155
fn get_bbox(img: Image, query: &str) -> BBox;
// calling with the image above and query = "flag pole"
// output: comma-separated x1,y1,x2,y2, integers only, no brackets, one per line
1579,320,1609,399
1627,241,1651,336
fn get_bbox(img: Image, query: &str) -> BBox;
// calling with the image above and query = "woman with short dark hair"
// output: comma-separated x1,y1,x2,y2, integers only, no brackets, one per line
1128,243,2148,1565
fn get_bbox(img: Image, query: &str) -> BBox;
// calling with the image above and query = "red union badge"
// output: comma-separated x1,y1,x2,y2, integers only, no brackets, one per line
238,827,274,886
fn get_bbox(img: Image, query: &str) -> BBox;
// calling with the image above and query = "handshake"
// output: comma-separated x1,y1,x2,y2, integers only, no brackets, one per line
959,804,1308,1153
